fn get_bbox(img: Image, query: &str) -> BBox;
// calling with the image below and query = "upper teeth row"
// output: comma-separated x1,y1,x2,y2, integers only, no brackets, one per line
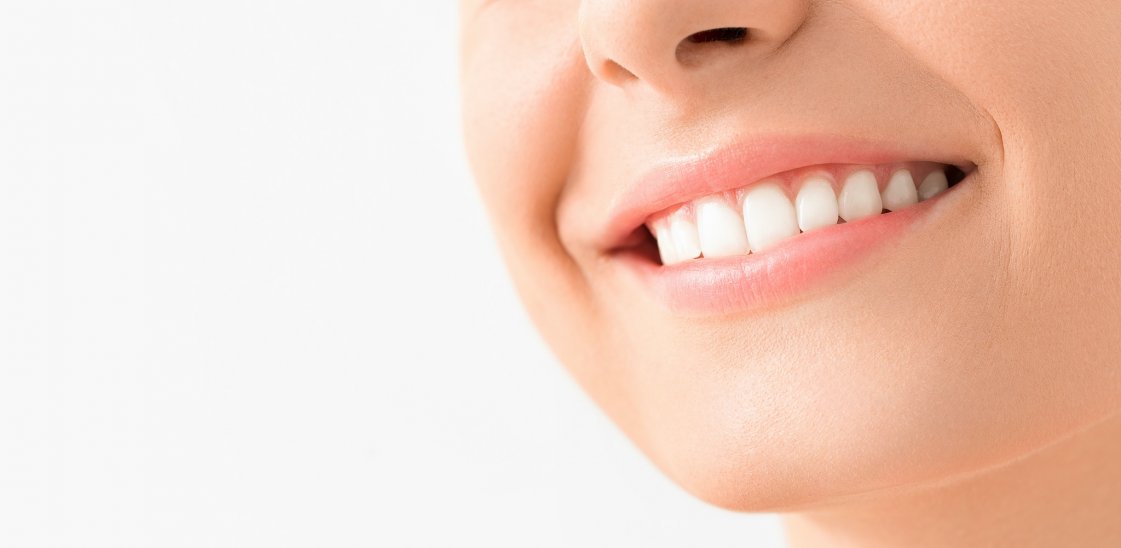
647,166,951,265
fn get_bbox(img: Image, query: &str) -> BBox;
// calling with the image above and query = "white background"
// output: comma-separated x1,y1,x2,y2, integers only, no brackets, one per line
0,2,784,546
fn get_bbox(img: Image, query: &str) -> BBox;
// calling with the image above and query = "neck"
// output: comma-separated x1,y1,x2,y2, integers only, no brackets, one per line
784,412,1121,548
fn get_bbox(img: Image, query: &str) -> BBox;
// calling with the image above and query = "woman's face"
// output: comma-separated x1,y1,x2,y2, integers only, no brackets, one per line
459,0,1121,510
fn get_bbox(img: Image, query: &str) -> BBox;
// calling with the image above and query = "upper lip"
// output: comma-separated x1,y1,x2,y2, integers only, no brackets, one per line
600,133,976,253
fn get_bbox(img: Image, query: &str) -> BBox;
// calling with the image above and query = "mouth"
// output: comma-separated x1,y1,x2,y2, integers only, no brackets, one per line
604,135,977,315
644,161,967,264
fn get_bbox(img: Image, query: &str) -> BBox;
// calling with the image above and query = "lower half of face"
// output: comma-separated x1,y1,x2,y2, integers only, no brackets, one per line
460,0,1121,510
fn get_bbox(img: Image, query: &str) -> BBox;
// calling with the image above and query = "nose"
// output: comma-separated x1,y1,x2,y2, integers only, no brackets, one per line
578,0,810,93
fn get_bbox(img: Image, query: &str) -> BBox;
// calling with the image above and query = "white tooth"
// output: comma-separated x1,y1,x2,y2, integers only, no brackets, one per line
695,196,750,258
667,209,701,263
881,170,918,211
743,183,799,253
795,177,839,233
839,170,883,222
919,171,949,201
649,219,678,265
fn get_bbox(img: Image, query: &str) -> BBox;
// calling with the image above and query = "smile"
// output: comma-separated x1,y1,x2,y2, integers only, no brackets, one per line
647,162,965,265
605,135,978,315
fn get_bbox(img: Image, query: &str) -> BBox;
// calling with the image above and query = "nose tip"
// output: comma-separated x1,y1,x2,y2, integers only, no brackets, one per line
578,0,809,92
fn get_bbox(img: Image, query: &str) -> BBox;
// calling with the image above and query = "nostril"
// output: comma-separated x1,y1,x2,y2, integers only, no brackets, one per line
685,27,749,44
677,27,750,67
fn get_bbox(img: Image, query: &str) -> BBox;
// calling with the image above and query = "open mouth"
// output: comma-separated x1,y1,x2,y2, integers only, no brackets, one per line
598,136,980,315
638,162,970,265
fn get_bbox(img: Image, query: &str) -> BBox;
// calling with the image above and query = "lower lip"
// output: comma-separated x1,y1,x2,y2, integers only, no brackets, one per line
614,181,965,316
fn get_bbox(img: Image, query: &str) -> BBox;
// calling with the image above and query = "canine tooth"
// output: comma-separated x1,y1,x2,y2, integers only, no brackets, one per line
795,177,839,233
650,219,678,265
743,183,799,252
919,171,949,201
695,196,750,258
839,170,883,222
881,170,918,211
667,209,701,263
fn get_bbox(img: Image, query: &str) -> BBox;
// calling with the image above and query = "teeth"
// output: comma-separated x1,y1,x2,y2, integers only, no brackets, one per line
741,182,798,253
695,196,751,258
795,177,839,233
918,171,949,201
650,219,678,265
647,162,957,264
881,170,918,211
666,208,701,264
838,170,883,222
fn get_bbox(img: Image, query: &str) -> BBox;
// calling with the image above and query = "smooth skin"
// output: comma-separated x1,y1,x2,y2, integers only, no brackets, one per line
459,1,1121,546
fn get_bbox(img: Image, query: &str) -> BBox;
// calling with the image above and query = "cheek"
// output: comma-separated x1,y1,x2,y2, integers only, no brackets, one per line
461,7,630,403
460,3,587,227
460,5,590,257
853,0,1121,226
854,0,1121,378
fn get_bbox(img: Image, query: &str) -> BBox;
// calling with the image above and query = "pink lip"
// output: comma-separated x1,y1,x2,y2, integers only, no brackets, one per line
604,134,973,316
